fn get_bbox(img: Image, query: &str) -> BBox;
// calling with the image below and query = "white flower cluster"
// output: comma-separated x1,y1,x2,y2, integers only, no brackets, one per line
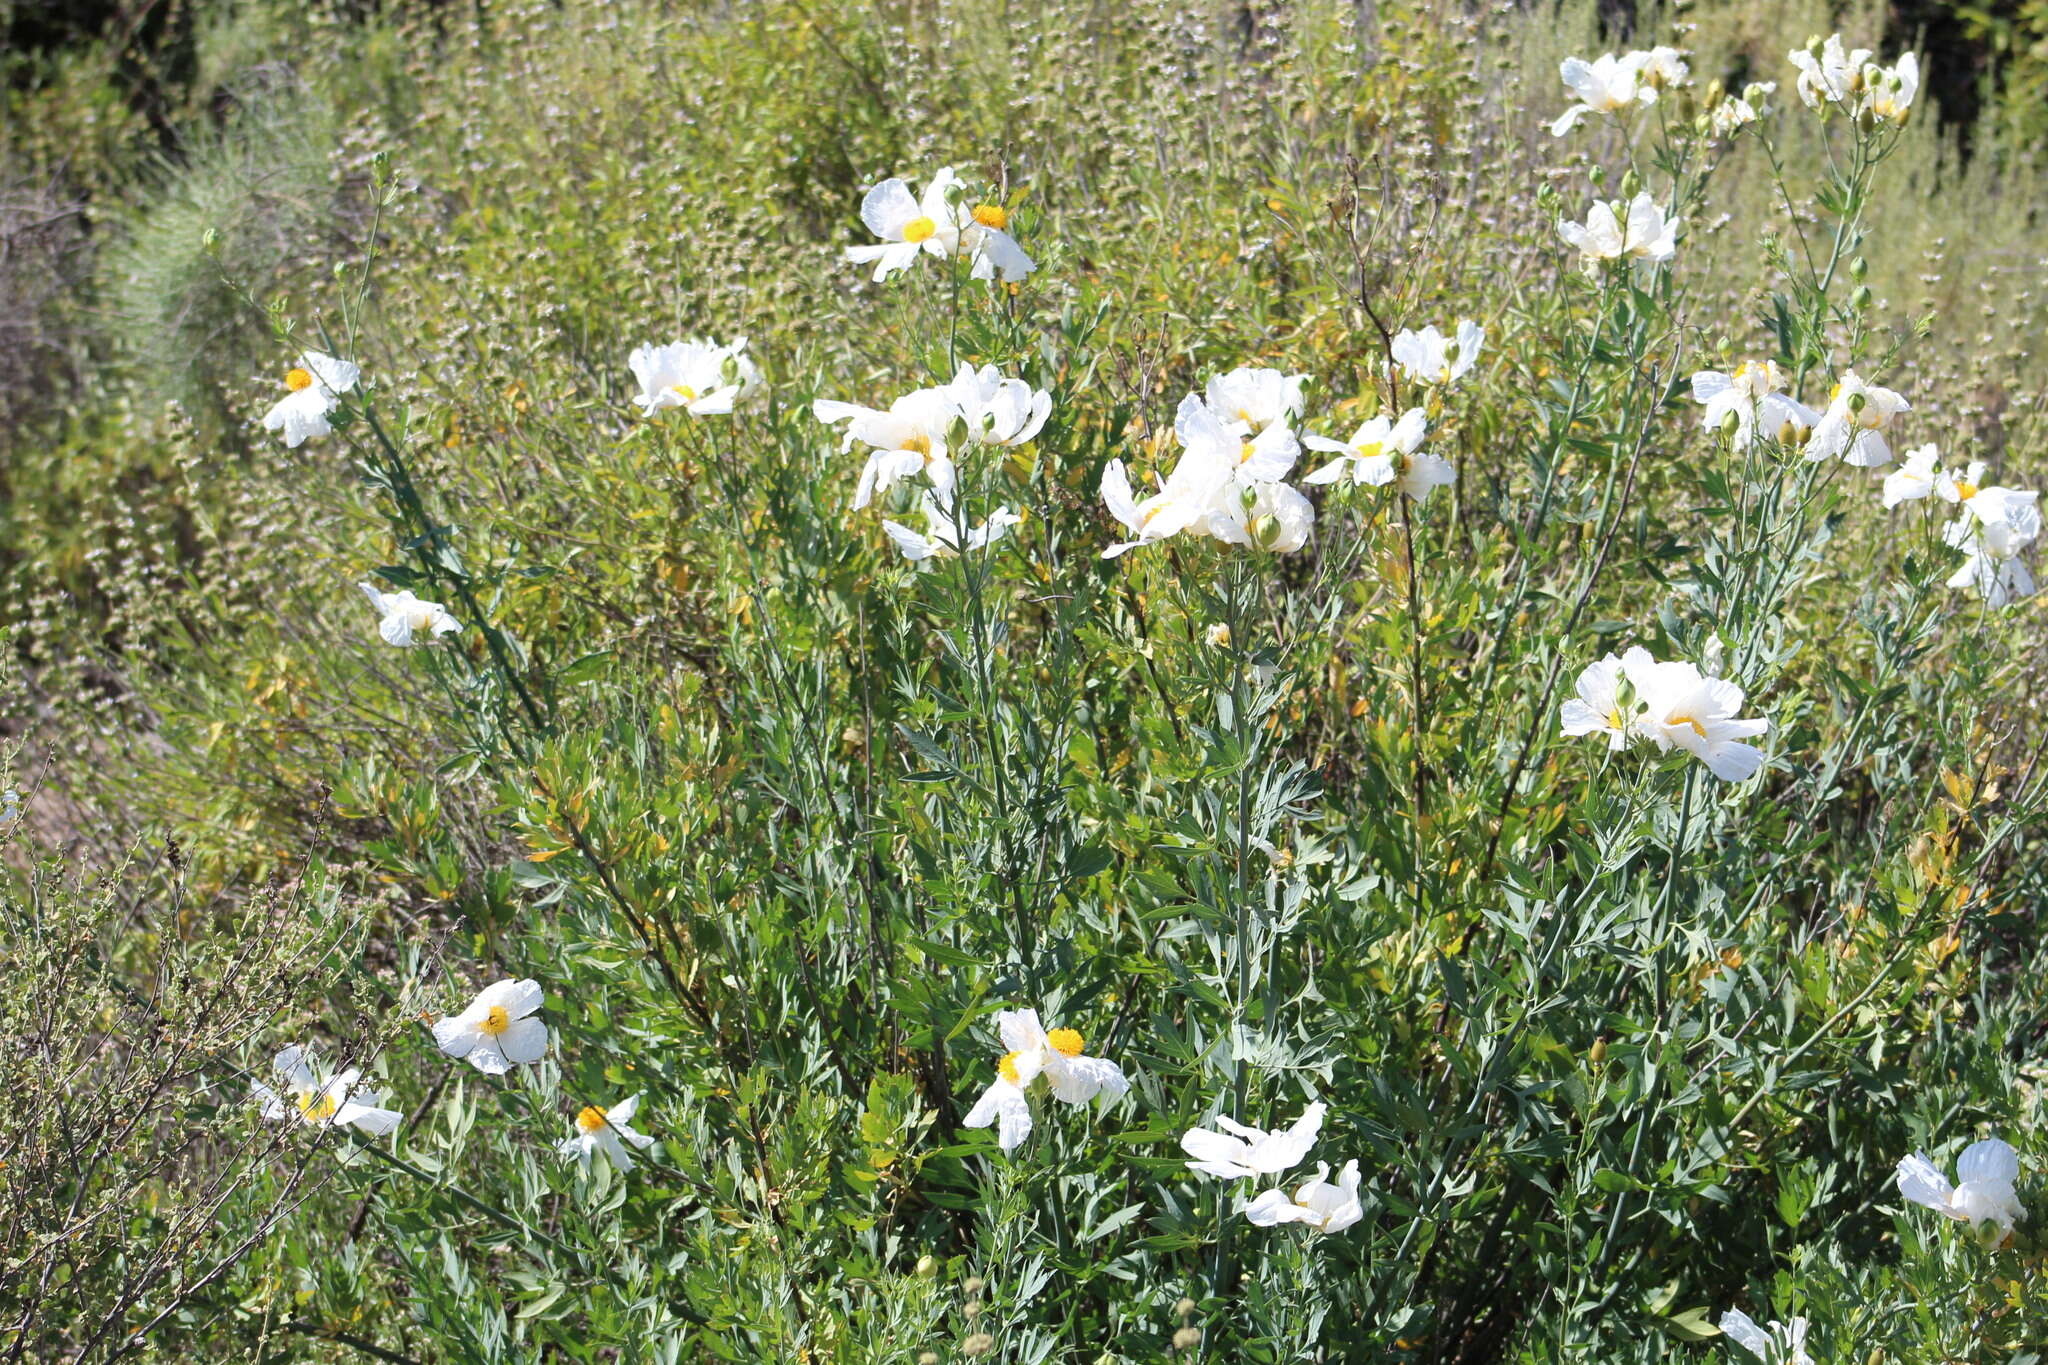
1886,445,2042,607
1099,336,1477,560
1560,646,1770,782
812,361,1049,560
844,166,1035,284
961,1008,1128,1151
253,979,655,1173
1789,34,1919,123
1181,1101,1364,1235
1547,46,1691,136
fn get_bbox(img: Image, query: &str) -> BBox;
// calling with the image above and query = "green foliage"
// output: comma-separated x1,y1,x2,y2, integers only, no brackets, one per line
1,1,2047,1362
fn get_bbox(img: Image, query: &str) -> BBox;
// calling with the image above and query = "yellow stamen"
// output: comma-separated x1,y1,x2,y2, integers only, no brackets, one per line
669,384,699,402
1239,441,1258,464
997,1050,1023,1084
1954,482,1978,501
902,215,938,244
1828,383,1843,402
1047,1028,1084,1057
478,1005,512,1037
576,1105,608,1133
1669,712,1710,739
973,204,1008,230
903,434,933,458
285,368,315,392
1605,709,1624,731
298,1090,339,1123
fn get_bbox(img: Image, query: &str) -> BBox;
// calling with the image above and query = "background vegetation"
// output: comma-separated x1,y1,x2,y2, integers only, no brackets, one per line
2,0,2046,1361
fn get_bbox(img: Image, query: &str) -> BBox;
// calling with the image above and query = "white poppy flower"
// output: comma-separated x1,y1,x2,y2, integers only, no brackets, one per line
1718,1309,1815,1365
944,363,1051,447
1945,501,2040,607
1559,652,1632,750
1710,83,1775,135
1865,52,1918,121
1204,366,1309,437
358,582,459,648
961,1008,1127,1152
882,495,1025,564
628,337,762,417
1099,458,1212,559
431,978,549,1076
959,201,1036,283
813,386,960,510
1204,477,1316,553
559,1094,658,1171
1896,1138,2027,1241
1558,193,1678,267
845,168,964,281
1549,52,1653,135
261,350,360,448
1622,648,1770,782
1241,1159,1364,1234
1636,46,1691,89
1804,371,1909,467
1182,1102,1326,1180
1882,444,1943,508
1392,321,1484,387
1789,34,1872,109
252,1045,400,1137
1302,408,1451,501
1689,361,1816,450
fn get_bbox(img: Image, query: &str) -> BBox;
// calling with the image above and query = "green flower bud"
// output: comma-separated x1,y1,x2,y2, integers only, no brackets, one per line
1849,255,1870,282
1850,284,1873,309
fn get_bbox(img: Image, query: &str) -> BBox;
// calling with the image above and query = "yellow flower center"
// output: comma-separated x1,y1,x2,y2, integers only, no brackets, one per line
1605,708,1625,731
997,1050,1024,1084
973,204,1008,230
478,1005,512,1037
903,434,933,458
1828,383,1843,402
285,367,315,392
1047,1028,1085,1057
669,384,699,401
1437,365,1451,382
298,1090,339,1123
903,215,938,244
1669,712,1710,739
576,1105,608,1133
1239,441,1258,464
1954,481,1978,501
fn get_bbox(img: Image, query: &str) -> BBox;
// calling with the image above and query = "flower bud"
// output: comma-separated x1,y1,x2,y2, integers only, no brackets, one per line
1850,284,1873,310
1849,255,1869,282
1589,1036,1608,1064
963,1277,985,1296
1719,410,1740,439
1704,78,1725,108
915,1255,939,1278
1847,392,1867,415
919,1355,940,1365
1806,35,1826,60
964,1299,984,1320
1173,1327,1203,1350
1743,82,1770,106
963,1334,996,1358
1619,169,1641,199
1174,1297,1198,1319
1251,513,1282,548
1588,165,1607,188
